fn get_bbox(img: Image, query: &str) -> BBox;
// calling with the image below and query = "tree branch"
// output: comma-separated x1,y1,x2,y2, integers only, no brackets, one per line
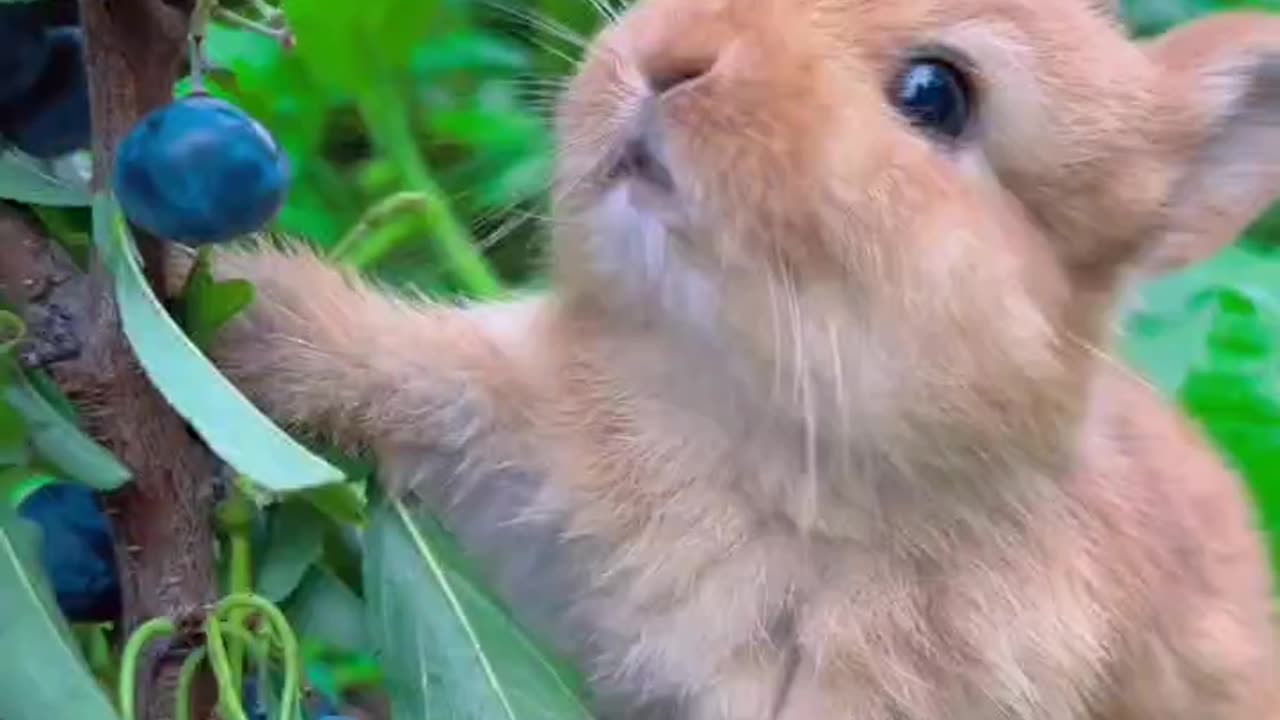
5,1,222,718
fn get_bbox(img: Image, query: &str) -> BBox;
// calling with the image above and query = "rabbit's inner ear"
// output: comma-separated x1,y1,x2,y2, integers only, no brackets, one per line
1141,16,1280,272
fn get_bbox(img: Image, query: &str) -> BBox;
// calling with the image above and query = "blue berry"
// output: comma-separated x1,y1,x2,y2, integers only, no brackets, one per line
18,483,121,624
0,3,51,107
0,26,91,158
239,677,270,720
113,94,290,245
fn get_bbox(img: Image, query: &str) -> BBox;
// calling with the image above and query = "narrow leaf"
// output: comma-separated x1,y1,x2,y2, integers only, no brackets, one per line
0,395,29,467
0,357,131,490
0,504,120,720
286,564,368,653
255,500,326,603
180,250,256,351
91,193,346,491
0,150,90,206
364,499,594,720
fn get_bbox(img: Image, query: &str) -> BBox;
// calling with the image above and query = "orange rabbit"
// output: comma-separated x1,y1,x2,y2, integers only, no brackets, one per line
187,1,1280,717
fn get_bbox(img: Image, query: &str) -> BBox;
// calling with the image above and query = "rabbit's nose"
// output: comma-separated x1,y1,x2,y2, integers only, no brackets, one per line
646,58,714,96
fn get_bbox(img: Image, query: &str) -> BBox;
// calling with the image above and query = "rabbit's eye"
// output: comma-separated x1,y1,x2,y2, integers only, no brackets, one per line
892,58,971,140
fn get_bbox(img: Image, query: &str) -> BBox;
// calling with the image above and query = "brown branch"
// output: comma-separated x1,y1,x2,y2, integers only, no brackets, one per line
4,1,221,718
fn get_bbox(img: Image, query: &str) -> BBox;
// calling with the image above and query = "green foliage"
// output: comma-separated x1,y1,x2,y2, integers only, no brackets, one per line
1,1,1280,719
1123,0,1280,35
0,504,119,720
364,498,594,720
1123,246,1280,574
93,194,346,492
0,315,130,492
0,150,89,207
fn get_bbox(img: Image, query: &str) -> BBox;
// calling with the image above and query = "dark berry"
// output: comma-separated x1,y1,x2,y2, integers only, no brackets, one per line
0,26,91,158
0,3,51,107
113,94,290,245
240,677,270,720
18,483,121,624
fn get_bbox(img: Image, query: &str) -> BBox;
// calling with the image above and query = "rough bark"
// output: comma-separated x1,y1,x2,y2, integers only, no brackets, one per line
1,0,219,718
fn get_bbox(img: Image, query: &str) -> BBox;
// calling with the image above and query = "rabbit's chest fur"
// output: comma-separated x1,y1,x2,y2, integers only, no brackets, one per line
376,367,1118,720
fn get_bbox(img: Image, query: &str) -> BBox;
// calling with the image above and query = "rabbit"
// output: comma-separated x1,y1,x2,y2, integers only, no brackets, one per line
173,0,1280,717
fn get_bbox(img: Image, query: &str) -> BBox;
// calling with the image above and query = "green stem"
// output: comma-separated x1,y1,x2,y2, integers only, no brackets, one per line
227,530,252,689
216,480,256,694
205,616,252,720
356,79,502,299
118,617,177,720
328,191,429,265
212,7,293,46
174,647,207,720
245,0,284,23
216,594,302,720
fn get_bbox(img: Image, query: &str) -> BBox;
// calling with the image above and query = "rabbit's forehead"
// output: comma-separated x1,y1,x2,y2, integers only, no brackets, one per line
615,0,1131,80
818,0,1124,51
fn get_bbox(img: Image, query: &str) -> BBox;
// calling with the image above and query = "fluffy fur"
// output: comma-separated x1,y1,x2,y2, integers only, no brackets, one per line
185,1,1280,717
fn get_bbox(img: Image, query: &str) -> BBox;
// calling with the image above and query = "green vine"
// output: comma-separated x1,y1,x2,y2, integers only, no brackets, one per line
174,647,208,720
115,592,304,720
117,618,177,720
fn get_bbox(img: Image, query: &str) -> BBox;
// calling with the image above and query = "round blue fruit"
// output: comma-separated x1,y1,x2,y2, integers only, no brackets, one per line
113,94,290,245
0,26,90,158
0,3,51,107
18,483,121,624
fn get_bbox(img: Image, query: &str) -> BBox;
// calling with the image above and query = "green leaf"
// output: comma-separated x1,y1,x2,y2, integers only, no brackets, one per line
91,193,346,491
0,467,52,508
411,31,532,79
364,499,594,720
0,396,29,467
1169,283,1280,574
285,564,368,653
297,482,368,526
255,500,326,603
1122,243,1280,392
0,357,131,491
282,0,445,94
29,206,94,270
0,308,23,353
0,504,121,720
179,250,256,351
0,150,90,206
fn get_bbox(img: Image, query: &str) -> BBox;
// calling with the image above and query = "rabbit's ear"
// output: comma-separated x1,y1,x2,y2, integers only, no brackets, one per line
1142,14,1280,271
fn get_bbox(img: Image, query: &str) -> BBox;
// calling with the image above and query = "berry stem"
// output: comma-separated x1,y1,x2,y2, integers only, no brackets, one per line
188,35,207,94
245,0,287,27
188,0,217,94
356,79,503,299
212,8,294,49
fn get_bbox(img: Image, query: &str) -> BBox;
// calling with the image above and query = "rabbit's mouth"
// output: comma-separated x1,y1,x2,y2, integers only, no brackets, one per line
596,133,685,230
602,95,676,194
